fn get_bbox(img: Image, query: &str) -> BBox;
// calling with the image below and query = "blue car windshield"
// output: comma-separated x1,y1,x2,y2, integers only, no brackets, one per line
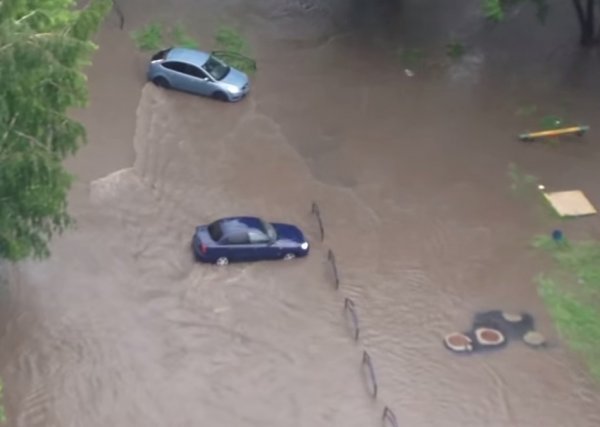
207,221,223,241
203,55,230,81
261,221,277,242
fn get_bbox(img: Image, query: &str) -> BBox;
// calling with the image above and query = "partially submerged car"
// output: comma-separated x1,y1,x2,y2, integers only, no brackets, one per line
192,216,310,265
147,47,250,102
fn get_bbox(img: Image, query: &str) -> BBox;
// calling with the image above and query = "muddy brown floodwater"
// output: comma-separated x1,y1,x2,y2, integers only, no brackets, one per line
2,0,600,426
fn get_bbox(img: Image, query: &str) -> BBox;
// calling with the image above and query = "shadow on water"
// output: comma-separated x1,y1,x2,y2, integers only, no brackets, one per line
348,0,404,38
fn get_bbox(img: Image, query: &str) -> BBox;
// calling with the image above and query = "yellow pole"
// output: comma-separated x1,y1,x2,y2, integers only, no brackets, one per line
519,125,589,141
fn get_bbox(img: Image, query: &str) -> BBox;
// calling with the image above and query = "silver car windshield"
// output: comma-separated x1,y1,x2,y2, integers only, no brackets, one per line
203,55,230,81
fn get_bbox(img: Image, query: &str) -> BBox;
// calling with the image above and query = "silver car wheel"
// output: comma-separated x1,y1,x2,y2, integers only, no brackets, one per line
152,76,169,88
216,257,229,266
283,253,296,261
212,91,229,102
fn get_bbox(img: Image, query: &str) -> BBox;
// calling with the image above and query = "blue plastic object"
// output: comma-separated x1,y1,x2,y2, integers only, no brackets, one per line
552,229,564,243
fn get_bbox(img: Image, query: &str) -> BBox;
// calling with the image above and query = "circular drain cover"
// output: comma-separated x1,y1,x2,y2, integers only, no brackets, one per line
523,331,546,347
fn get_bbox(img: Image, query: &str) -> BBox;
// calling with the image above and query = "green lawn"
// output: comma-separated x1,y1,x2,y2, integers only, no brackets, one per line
0,379,5,423
533,235,600,379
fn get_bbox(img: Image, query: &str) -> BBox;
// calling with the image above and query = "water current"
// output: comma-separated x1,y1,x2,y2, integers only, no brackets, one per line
1,0,600,426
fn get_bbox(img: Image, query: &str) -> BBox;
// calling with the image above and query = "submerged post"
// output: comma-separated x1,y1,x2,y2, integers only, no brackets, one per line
382,407,399,427
344,298,360,341
311,201,325,241
328,249,340,289
362,350,378,398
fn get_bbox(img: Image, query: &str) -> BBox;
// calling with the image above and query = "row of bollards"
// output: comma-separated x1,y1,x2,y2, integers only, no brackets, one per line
344,298,360,341
311,202,399,427
311,202,325,242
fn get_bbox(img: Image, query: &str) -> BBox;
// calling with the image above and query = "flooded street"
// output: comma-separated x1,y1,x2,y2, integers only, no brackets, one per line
2,0,600,425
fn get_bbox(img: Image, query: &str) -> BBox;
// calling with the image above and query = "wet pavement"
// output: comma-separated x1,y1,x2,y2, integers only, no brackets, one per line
1,0,600,426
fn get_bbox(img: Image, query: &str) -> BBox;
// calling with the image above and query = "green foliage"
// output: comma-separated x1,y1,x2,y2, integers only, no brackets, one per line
534,235,600,286
515,104,538,116
534,236,600,379
540,115,564,130
482,0,549,23
0,0,111,260
213,25,256,74
507,163,559,220
171,23,198,49
398,47,425,68
131,22,199,50
482,0,504,21
130,22,256,73
507,162,538,193
0,379,4,423
131,22,163,51
445,41,466,59
214,26,247,53
531,0,550,23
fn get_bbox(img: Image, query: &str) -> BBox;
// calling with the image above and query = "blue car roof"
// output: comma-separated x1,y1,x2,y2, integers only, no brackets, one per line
220,216,264,233
166,47,210,67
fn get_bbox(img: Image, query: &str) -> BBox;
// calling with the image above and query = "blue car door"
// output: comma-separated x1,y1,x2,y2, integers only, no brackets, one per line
264,241,282,259
248,230,280,260
222,231,253,262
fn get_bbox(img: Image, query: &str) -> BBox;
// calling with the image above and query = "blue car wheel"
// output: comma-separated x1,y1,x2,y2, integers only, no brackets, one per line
215,256,229,266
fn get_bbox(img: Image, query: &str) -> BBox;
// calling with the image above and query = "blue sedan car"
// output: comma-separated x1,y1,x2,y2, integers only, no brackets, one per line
192,217,310,265
147,47,250,102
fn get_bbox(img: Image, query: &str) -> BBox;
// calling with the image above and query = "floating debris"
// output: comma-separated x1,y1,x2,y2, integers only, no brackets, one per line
541,188,597,218
518,125,589,142
444,310,546,354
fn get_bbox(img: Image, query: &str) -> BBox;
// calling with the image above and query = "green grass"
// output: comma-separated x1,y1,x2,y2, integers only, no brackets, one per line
131,22,199,51
506,163,560,220
131,22,163,51
398,47,425,68
508,163,600,379
171,23,198,49
515,104,538,117
213,25,256,74
130,22,257,74
482,0,504,22
482,0,548,23
533,235,600,380
0,379,5,423
214,26,248,53
446,41,466,59
540,115,564,130
507,162,538,193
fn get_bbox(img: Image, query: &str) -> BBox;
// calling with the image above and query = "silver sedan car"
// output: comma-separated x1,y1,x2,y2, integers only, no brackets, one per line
147,47,250,102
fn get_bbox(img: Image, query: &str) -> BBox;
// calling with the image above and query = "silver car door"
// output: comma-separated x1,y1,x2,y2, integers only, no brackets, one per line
184,64,214,96
161,61,196,92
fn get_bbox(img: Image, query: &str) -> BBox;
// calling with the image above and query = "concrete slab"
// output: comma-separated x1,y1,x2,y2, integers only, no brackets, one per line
543,190,597,217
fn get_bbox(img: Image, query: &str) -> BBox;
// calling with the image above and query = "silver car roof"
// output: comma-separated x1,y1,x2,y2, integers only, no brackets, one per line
166,48,210,67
